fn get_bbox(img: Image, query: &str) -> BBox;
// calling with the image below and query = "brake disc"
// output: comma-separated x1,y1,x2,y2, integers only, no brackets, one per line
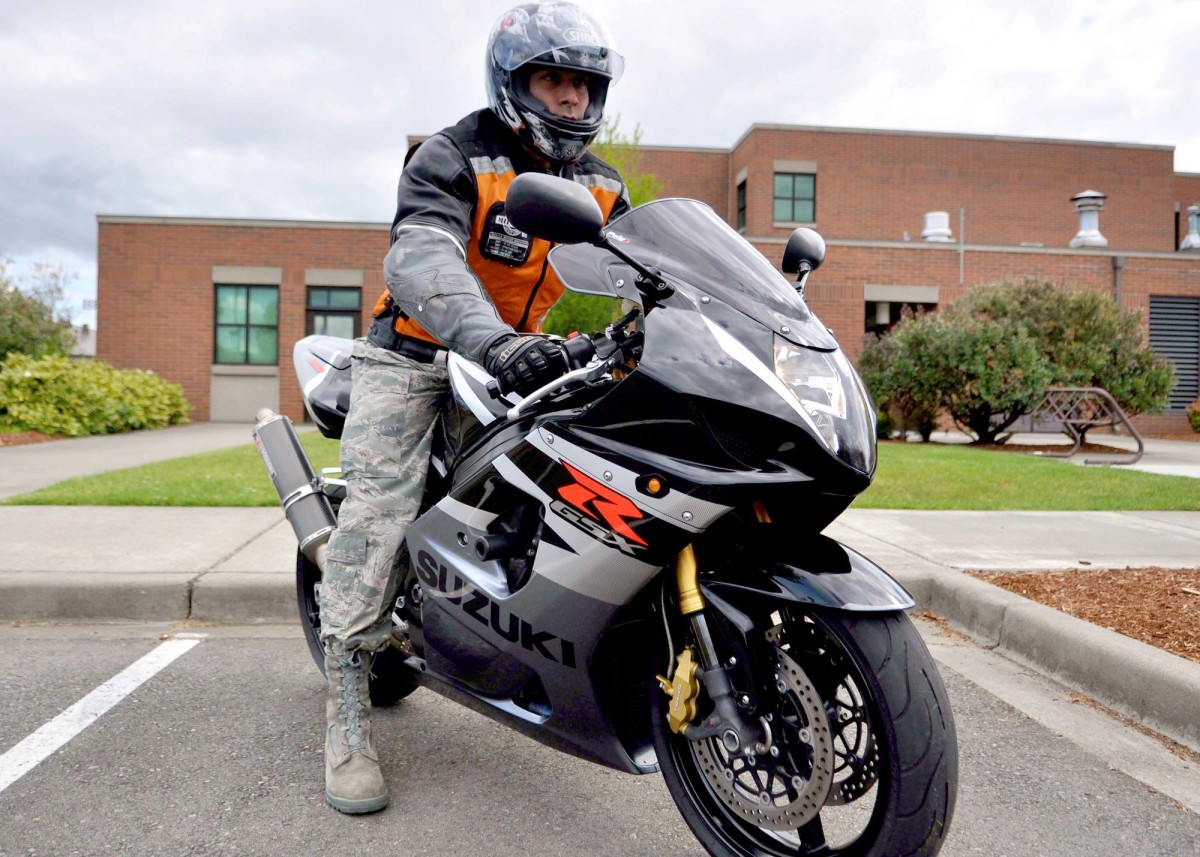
691,636,834,831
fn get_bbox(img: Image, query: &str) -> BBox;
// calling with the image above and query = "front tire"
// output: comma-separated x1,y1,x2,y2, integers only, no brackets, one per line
295,549,419,707
652,608,956,856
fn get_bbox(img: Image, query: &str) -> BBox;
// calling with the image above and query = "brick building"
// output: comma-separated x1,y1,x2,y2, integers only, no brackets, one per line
97,123,1200,431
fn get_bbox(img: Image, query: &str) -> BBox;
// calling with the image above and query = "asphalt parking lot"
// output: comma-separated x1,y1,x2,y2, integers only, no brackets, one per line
1,621,1197,857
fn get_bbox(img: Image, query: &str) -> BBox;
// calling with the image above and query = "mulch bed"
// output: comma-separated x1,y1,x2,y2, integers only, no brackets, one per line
968,567,1200,663
0,430,61,447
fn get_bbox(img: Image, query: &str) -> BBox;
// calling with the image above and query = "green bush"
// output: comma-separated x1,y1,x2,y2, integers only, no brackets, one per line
956,279,1174,420
1188,398,1200,433
859,310,1052,444
543,290,621,337
859,324,940,441
0,353,191,436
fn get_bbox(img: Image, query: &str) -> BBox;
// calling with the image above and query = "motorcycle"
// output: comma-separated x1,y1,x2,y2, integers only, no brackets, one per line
253,173,957,856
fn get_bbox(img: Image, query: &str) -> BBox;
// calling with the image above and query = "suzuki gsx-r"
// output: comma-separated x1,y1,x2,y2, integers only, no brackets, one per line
253,174,957,856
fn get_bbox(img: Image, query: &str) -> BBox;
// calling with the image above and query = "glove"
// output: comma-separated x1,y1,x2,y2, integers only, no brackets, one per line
485,335,569,397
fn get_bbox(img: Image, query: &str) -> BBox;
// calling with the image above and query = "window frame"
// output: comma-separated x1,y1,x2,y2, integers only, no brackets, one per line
736,179,747,231
213,283,279,366
772,172,816,225
306,286,362,339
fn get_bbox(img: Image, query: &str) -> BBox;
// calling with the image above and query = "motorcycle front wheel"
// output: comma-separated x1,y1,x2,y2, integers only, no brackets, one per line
295,549,419,707
652,607,957,856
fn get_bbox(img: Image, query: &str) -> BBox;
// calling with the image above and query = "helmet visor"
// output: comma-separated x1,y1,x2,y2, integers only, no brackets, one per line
490,3,625,82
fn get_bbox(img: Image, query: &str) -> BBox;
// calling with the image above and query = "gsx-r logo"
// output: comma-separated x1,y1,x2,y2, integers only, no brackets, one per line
550,461,650,558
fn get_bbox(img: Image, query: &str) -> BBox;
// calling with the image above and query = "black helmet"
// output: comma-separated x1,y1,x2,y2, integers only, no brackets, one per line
487,3,624,165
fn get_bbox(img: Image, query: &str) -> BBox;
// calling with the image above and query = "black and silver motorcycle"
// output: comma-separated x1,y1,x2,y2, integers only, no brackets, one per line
254,174,957,856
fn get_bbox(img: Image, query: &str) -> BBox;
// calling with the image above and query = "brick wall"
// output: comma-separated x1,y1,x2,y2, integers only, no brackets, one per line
97,219,389,421
738,126,1176,252
96,123,1200,433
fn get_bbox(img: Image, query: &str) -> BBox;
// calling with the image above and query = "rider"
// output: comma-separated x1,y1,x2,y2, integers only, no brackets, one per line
318,2,630,814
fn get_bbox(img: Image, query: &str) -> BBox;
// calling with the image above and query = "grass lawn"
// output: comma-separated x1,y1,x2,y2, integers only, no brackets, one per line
2,435,1197,511
3,431,341,507
859,441,1199,510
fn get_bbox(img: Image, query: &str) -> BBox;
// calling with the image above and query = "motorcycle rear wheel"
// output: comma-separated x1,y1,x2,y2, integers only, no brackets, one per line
652,607,956,856
295,549,419,707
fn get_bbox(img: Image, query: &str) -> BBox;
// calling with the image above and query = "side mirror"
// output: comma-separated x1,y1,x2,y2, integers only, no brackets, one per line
504,173,604,245
781,227,826,276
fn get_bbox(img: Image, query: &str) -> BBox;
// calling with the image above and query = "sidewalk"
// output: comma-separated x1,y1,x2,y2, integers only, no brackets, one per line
1,423,1198,752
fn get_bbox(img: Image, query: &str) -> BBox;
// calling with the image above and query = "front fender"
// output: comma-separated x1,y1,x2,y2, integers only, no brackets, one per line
704,534,915,612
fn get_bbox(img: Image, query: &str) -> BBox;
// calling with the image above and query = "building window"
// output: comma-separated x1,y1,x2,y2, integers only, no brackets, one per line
773,173,815,224
736,180,747,230
215,284,278,365
307,287,361,339
1149,296,1199,411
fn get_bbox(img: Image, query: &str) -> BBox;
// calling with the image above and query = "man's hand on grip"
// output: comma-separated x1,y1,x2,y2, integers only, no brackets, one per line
485,335,569,397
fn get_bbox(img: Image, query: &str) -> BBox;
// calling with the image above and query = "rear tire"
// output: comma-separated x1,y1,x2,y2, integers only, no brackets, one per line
652,608,956,856
296,549,419,707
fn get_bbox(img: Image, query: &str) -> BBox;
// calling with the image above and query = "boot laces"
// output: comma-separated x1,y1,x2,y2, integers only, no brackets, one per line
333,653,370,754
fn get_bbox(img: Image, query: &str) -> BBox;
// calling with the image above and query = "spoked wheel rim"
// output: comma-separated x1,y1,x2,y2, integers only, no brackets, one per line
658,610,891,856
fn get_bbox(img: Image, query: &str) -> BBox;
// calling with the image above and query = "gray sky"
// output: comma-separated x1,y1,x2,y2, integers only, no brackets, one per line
3,0,1199,327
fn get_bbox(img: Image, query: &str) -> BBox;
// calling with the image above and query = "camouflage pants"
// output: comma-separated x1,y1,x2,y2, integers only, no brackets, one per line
319,338,468,655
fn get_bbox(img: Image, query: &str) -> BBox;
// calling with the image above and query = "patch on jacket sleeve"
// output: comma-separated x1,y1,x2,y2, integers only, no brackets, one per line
479,201,532,266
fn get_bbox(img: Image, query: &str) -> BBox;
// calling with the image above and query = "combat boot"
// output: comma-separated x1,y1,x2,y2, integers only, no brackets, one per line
324,649,389,813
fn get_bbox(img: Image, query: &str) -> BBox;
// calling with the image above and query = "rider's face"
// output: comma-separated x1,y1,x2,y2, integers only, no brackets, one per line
527,68,591,120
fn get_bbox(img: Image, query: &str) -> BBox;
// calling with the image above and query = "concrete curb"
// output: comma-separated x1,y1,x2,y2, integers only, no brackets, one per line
0,572,193,623
914,565,1200,753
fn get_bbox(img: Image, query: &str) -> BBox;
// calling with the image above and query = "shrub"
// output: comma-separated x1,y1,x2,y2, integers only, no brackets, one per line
0,353,191,436
1188,398,1200,433
956,279,1174,423
858,325,940,442
543,290,621,337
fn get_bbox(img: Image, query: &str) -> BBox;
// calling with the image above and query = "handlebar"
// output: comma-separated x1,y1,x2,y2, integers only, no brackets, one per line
490,307,643,421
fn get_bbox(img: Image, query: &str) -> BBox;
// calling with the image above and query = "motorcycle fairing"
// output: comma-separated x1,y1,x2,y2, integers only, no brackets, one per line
703,534,916,612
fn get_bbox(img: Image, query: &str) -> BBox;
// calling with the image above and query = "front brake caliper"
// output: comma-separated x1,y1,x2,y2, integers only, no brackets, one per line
657,647,701,735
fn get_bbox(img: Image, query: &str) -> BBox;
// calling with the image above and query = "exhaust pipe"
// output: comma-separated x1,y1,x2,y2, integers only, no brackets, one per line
252,409,335,572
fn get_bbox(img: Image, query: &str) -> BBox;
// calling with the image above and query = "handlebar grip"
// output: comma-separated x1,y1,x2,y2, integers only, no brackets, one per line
563,334,596,369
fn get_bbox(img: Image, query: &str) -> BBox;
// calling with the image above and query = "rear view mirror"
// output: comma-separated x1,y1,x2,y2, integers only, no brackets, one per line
782,227,826,276
504,173,604,245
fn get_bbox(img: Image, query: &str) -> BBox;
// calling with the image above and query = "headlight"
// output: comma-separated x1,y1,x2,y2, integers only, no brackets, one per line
773,337,876,474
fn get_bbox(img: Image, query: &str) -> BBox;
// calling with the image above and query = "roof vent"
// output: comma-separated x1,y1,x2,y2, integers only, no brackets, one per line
921,211,954,242
1069,190,1108,248
1182,204,1200,251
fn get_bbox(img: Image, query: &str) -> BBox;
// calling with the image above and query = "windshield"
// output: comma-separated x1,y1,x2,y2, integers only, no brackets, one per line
549,198,836,349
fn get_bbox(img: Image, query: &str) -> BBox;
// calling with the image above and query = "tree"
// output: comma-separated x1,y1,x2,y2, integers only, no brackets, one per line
0,256,75,360
542,117,665,337
956,279,1174,436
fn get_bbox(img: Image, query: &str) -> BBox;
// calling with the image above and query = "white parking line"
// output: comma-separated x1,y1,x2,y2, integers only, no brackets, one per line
0,638,200,794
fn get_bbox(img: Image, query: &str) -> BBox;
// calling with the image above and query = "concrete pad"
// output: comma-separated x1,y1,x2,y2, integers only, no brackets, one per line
0,507,284,573
836,509,1200,570
190,572,295,623
0,572,192,622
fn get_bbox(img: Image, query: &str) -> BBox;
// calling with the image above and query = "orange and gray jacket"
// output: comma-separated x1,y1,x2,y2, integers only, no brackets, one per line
376,109,629,362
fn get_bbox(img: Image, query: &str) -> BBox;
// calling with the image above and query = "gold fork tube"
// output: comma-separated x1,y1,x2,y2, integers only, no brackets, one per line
676,543,704,615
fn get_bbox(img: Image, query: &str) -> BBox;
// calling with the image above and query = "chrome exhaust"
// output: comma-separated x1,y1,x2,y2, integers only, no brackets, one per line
252,409,335,572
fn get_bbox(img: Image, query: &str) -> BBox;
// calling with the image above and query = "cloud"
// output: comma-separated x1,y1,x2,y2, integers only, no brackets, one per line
3,0,1198,324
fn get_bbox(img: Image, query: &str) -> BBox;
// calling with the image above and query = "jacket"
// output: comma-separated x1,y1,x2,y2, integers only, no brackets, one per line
376,109,629,362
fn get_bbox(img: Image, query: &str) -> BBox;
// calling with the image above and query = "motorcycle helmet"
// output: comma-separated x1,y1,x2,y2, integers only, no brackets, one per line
487,3,625,164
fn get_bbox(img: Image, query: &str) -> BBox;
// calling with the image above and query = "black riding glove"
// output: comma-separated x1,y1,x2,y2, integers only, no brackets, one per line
485,335,570,397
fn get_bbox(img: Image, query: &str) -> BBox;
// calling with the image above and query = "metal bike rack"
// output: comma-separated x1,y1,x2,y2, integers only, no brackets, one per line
1019,387,1144,465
